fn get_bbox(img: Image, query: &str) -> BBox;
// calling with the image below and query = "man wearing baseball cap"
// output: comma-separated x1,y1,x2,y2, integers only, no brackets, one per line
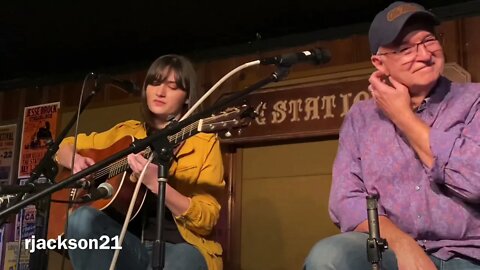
304,2,480,269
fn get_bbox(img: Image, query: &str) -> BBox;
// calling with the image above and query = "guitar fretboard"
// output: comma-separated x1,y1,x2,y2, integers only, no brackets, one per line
167,120,201,144
92,119,203,181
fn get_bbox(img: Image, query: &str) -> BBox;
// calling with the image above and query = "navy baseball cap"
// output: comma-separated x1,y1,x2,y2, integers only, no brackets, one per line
368,1,440,54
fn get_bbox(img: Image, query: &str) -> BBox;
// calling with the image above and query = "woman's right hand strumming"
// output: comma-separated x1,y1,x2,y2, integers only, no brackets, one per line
70,154,95,174
55,144,95,173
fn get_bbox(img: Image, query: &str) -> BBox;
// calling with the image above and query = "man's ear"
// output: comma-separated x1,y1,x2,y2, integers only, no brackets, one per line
371,55,388,75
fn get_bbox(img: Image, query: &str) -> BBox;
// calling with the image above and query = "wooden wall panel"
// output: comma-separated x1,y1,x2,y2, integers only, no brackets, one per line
44,84,62,104
105,70,145,103
240,140,340,270
437,20,461,65
196,54,258,107
61,81,87,108
2,89,22,121
347,34,371,63
24,86,44,107
463,16,480,82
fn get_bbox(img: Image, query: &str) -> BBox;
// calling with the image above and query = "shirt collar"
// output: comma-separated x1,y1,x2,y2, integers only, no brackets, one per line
415,76,451,114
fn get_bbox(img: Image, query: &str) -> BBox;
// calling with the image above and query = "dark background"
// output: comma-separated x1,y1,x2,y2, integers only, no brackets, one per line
1,0,479,89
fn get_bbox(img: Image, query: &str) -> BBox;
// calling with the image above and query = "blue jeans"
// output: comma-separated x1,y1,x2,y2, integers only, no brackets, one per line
304,232,480,270
67,206,207,270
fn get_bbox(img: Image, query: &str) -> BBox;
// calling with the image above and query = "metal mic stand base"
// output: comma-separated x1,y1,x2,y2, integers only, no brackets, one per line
366,237,388,270
366,196,388,270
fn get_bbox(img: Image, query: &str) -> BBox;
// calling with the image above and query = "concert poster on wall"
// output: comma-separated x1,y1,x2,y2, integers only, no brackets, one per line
0,124,16,185
18,102,60,179
2,241,30,270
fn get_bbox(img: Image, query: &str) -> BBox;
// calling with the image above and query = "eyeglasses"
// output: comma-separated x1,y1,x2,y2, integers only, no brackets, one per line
376,36,442,62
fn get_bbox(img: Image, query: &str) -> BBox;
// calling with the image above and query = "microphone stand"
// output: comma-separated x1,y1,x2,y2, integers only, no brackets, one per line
16,207,24,270
149,136,174,270
0,65,291,269
0,73,105,270
147,65,289,270
366,195,388,270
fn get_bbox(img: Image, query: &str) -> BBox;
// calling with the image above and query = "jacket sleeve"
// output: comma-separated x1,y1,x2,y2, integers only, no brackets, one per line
59,120,140,150
176,137,225,236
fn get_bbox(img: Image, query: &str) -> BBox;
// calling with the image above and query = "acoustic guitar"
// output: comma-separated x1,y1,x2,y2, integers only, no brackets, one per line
47,105,254,240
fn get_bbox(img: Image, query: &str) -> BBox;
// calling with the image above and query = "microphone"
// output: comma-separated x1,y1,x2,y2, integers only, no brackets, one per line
259,48,331,66
71,178,91,189
0,183,51,195
367,195,381,242
0,195,19,208
366,195,388,269
96,74,140,94
79,182,114,202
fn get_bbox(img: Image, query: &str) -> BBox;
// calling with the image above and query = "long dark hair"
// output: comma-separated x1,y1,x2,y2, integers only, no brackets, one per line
141,54,198,131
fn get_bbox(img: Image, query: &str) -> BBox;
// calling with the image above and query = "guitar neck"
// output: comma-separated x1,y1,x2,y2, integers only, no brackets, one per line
167,120,201,145
93,120,201,180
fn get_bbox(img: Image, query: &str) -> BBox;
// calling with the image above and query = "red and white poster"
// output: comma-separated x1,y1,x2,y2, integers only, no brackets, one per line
18,102,60,179
0,124,16,185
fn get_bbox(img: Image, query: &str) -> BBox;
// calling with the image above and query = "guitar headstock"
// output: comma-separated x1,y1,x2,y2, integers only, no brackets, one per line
199,105,255,136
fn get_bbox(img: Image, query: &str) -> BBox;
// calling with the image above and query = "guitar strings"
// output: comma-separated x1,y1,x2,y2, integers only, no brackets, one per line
86,119,206,182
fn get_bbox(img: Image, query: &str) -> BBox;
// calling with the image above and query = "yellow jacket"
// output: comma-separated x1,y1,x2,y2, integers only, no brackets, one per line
60,120,225,269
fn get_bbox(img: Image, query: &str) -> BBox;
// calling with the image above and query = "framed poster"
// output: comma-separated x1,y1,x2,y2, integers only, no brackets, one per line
0,125,16,185
18,102,60,179
3,242,29,270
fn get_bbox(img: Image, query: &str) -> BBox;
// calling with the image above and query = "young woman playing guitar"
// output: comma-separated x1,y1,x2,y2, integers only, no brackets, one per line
54,55,225,270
